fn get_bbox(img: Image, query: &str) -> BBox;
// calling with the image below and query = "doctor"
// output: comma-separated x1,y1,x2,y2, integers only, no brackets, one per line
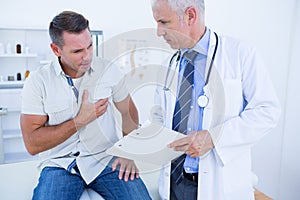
151,0,281,199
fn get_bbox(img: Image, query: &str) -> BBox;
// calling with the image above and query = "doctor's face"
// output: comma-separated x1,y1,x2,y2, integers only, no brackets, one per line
152,0,191,49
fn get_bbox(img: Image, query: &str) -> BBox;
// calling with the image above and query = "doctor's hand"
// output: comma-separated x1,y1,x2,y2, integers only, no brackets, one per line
74,90,108,130
168,130,214,158
112,157,139,182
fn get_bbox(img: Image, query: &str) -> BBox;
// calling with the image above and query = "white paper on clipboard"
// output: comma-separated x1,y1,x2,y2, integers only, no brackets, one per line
106,123,186,165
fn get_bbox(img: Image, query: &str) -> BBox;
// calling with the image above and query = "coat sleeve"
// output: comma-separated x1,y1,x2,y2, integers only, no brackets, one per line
209,42,281,166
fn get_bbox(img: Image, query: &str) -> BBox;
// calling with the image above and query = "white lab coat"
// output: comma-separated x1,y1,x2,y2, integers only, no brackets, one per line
152,31,281,200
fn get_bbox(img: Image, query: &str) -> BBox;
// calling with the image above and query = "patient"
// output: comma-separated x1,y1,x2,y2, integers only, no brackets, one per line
20,10,151,200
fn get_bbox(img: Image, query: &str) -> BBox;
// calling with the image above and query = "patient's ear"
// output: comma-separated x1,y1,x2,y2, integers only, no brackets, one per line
50,43,61,57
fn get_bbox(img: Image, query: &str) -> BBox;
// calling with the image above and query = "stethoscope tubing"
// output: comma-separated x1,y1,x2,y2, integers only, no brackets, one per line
163,50,180,91
164,32,219,91
206,32,218,85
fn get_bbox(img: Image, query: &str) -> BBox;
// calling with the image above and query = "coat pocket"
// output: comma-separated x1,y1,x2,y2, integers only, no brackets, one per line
223,79,243,118
222,152,252,194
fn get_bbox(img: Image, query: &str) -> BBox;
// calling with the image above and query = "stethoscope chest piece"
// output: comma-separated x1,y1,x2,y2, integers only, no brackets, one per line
165,32,218,109
197,95,209,108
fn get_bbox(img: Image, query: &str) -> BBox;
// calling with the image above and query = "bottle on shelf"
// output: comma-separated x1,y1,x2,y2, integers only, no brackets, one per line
0,43,4,54
17,73,22,81
25,70,30,79
16,44,21,54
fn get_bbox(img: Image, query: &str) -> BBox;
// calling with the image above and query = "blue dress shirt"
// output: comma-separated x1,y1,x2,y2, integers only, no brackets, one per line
179,28,211,173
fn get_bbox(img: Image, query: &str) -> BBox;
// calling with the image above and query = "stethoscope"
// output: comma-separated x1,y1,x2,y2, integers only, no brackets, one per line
163,32,219,108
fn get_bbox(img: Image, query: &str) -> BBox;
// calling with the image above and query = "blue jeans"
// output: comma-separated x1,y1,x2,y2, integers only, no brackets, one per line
32,162,152,200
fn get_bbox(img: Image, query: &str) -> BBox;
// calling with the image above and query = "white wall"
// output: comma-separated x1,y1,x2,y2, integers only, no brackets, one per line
0,0,299,199
205,0,298,199
0,0,154,40
279,1,300,199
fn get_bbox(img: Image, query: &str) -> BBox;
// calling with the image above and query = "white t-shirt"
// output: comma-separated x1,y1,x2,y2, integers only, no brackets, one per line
21,57,129,184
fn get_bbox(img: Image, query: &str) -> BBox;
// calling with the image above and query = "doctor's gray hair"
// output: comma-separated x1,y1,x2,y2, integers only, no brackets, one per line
151,0,205,21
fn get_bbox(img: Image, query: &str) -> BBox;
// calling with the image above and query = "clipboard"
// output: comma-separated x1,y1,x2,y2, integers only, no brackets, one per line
106,123,186,165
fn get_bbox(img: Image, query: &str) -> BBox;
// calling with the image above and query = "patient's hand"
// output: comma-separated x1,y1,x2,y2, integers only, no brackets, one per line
74,90,108,130
111,157,139,182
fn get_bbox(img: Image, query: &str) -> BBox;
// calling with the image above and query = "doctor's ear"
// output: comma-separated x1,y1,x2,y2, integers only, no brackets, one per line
185,7,197,25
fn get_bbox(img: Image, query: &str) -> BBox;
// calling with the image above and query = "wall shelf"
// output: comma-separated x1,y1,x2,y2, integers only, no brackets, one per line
0,81,24,89
3,129,22,139
0,27,50,164
0,27,104,164
0,53,37,58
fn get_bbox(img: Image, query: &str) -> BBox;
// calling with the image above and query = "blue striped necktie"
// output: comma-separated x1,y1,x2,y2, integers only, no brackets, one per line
171,50,198,184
